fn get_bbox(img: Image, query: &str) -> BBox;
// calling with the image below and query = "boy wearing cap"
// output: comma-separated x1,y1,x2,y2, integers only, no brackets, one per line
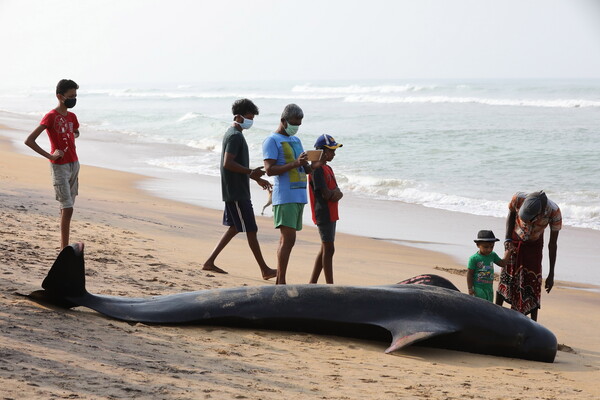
496,191,561,321
308,134,343,284
467,230,510,302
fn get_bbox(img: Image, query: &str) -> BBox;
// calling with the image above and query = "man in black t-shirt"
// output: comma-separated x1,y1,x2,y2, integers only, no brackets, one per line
202,99,276,280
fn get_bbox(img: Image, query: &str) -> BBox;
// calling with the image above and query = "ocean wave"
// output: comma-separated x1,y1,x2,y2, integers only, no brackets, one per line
72,87,600,109
177,112,203,122
89,124,147,139
86,89,342,101
343,95,600,108
0,108,45,118
0,93,29,98
292,83,438,94
184,138,221,152
337,174,600,230
554,199,600,231
342,178,507,216
337,174,416,197
145,156,220,177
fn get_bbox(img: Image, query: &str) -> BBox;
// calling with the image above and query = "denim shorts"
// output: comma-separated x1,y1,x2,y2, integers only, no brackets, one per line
50,161,80,209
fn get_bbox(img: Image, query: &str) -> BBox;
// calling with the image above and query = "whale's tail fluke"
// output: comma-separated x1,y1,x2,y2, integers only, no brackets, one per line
41,242,88,298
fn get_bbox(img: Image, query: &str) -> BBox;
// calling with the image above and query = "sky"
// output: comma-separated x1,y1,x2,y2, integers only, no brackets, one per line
1,0,600,86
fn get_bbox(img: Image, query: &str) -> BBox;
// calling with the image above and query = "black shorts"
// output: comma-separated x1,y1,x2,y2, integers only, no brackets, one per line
317,221,336,242
223,200,258,233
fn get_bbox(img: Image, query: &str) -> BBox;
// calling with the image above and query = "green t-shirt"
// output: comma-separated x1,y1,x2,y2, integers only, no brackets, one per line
467,251,501,302
221,126,251,202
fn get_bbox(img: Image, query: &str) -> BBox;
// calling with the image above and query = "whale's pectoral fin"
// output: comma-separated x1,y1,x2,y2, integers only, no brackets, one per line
384,324,460,353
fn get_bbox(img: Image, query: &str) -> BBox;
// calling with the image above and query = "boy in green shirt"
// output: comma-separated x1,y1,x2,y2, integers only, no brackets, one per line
467,230,511,302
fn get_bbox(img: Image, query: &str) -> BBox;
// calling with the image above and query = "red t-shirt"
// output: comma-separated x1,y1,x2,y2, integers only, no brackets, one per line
40,109,79,164
308,164,339,224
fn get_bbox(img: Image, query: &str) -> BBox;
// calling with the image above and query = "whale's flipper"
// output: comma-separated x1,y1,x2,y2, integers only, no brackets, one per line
385,276,461,353
384,324,460,353
42,243,87,297
397,274,460,292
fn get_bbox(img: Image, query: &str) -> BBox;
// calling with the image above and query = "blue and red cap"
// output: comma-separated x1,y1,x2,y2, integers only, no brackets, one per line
314,134,343,150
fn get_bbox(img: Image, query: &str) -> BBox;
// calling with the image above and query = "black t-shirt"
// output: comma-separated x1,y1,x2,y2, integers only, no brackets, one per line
221,126,250,201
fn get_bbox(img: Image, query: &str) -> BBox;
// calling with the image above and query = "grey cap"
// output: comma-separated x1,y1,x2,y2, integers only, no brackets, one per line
474,230,500,243
518,191,548,222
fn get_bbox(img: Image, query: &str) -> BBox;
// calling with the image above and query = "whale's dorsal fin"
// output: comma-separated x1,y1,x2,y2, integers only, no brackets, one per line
396,274,460,292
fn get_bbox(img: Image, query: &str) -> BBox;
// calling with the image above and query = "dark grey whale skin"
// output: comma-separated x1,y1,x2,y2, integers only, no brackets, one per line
30,243,557,363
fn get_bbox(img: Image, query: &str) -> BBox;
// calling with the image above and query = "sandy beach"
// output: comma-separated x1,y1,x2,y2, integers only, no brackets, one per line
1,122,600,399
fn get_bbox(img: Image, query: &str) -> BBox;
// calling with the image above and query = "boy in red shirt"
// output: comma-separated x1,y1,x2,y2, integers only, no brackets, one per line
308,134,343,284
25,79,80,250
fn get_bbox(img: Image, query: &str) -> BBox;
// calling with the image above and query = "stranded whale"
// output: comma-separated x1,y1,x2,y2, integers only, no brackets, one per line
28,243,557,362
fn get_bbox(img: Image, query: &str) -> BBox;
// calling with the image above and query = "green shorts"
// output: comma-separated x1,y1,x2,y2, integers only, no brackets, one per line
273,203,305,231
474,284,494,302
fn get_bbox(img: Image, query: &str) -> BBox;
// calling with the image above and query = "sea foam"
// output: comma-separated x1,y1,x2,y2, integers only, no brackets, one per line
292,83,437,94
343,95,600,108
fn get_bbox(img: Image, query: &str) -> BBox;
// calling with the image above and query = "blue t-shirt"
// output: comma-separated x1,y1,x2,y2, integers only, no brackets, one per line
262,132,307,205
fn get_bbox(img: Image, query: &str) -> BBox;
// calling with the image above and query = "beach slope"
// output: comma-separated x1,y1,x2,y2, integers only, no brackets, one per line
1,130,599,399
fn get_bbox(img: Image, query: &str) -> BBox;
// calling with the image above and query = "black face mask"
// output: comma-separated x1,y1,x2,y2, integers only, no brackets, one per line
64,97,77,108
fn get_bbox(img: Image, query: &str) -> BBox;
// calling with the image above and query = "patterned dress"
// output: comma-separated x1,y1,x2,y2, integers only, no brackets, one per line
496,192,562,315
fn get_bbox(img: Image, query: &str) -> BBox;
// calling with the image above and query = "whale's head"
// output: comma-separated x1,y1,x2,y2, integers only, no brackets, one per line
515,316,558,363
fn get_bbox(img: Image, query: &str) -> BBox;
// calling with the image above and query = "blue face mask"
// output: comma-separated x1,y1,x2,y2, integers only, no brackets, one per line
284,120,299,136
236,116,253,130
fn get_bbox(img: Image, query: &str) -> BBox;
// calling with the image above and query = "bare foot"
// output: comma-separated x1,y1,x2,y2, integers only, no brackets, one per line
262,268,277,280
202,264,228,274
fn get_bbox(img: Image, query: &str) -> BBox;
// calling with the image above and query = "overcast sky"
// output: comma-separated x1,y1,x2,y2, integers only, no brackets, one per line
1,0,599,86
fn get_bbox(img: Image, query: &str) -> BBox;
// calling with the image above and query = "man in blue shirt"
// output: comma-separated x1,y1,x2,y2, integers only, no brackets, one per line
263,104,312,284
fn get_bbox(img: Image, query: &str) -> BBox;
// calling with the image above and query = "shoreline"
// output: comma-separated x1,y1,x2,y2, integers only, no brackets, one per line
0,131,456,286
2,108,600,288
2,121,600,399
